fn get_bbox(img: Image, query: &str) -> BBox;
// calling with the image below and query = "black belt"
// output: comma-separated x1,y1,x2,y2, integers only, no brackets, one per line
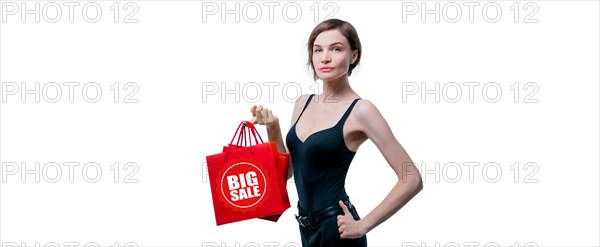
295,198,354,228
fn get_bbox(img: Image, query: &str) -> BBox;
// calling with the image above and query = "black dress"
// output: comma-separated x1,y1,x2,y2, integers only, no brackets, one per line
286,94,367,247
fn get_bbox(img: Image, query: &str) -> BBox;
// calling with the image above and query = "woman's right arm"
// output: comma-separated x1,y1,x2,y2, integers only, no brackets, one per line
250,94,311,180
251,105,284,148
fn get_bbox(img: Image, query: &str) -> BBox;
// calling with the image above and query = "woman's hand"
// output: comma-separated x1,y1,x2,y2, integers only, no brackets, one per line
250,105,279,128
337,200,368,239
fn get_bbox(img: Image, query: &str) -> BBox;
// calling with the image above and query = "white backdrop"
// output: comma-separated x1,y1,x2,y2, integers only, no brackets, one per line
0,1,598,247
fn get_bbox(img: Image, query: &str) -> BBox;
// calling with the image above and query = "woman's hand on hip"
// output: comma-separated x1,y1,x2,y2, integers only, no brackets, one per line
337,200,368,239
251,105,279,128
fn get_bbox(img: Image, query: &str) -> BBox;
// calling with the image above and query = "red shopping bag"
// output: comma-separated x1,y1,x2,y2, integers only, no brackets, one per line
207,121,291,226
222,121,291,221
261,151,290,222
222,145,290,222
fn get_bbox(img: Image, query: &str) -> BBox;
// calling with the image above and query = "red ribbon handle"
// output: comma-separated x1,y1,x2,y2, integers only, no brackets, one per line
242,121,264,144
224,121,265,161
227,121,265,147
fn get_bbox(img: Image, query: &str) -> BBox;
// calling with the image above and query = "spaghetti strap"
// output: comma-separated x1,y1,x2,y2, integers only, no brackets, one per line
339,98,361,125
293,94,315,126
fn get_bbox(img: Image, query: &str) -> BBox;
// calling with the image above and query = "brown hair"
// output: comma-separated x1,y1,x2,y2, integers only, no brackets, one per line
307,19,362,81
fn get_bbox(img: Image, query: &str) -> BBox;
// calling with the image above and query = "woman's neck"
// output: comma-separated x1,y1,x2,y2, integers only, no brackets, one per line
321,76,355,103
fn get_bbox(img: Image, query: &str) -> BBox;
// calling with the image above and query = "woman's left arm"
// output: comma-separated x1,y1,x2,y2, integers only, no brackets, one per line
337,99,424,239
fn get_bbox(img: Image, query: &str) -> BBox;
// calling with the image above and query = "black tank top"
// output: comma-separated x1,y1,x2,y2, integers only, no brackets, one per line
285,94,362,211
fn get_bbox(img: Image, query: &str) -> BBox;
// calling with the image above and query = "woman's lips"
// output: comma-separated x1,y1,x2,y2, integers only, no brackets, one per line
320,67,333,72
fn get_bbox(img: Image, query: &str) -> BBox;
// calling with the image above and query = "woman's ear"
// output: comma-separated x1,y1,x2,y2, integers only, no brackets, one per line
351,50,359,64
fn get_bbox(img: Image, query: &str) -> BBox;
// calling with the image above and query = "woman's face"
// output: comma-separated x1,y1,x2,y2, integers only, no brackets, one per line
312,29,358,82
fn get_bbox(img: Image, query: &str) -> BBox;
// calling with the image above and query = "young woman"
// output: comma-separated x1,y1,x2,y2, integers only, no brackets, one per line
251,19,423,247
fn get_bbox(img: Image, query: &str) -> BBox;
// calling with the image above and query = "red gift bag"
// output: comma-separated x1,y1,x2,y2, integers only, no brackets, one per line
259,151,290,222
207,121,290,226
223,145,290,222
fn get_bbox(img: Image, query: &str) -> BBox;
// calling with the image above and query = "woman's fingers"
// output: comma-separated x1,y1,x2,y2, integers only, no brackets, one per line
252,105,263,124
250,105,258,124
253,105,265,125
250,105,278,126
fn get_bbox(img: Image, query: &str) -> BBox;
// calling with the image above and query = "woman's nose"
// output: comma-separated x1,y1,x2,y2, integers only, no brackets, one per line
320,51,331,64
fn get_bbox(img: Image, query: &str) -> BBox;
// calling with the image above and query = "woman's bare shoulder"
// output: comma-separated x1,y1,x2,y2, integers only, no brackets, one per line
353,98,385,121
355,98,377,113
293,94,314,108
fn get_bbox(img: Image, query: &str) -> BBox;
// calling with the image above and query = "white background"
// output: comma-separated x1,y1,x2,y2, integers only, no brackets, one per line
0,1,598,247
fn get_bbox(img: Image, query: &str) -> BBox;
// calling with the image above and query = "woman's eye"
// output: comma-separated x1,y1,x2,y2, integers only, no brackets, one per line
314,49,322,53
333,47,342,52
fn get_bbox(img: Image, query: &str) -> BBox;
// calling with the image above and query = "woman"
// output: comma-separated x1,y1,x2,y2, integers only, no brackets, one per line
251,19,423,247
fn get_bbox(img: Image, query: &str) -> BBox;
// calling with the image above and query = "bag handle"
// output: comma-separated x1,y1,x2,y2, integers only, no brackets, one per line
229,121,246,146
242,121,264,144
225,122,246,161
228,121,265,146
223,121,265,161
